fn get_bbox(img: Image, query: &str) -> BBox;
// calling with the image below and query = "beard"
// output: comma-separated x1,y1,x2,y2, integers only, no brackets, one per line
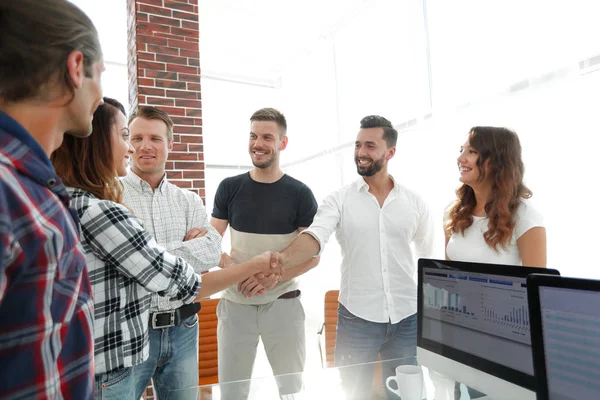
355,154,385,177
252,158,276,169
250,150,277,169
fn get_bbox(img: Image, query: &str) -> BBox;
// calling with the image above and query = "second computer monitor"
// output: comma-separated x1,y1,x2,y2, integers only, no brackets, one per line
527,274,600,400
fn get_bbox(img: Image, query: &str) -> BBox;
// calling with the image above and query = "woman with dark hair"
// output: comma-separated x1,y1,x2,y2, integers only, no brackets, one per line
444,126,546,399
52,97,281,399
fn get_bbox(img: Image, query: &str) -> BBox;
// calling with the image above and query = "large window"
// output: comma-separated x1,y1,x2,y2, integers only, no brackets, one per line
73,0,600,377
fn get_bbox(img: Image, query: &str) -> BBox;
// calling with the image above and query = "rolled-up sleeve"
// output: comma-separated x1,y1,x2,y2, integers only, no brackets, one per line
412,198,435,259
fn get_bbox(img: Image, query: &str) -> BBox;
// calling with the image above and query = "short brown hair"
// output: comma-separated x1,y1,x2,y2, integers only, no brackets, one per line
129,106,174,142
52,97,126,203
0,0,102,103
250,108,287,137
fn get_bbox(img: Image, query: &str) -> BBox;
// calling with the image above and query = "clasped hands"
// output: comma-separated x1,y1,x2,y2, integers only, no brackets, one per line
222,251,285,298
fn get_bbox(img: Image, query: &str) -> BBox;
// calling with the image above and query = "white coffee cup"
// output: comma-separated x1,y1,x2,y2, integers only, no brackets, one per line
385,365,423,400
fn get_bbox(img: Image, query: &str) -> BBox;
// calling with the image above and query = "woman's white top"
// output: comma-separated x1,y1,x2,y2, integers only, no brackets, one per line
446,199,544,265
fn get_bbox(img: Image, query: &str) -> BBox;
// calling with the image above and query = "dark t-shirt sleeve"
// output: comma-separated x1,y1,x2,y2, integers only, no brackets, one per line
211,178,229,220
295,184,318,228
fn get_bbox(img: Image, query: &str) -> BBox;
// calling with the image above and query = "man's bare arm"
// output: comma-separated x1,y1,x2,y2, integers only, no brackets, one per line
210,217,229,236
274,232,320,269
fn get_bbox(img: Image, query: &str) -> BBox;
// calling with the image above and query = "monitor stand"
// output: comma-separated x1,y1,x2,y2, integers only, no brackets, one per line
417,347,535,400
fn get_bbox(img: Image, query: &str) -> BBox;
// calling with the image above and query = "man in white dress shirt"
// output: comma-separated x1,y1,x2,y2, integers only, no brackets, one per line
272,115,434,399
121,106,222,399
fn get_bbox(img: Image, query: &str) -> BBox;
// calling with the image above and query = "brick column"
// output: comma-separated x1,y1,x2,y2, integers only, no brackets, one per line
127,0,204,200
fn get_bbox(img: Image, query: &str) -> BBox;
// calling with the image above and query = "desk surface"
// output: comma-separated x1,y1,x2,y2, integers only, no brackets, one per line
167,357,503,399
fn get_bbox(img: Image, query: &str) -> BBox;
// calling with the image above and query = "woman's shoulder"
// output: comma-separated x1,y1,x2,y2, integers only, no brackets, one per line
516,198,542,219
69,189,131,223
514,198,544,237
68,188,98,217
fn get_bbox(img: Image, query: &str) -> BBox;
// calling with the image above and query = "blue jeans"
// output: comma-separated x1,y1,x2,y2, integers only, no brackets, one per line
95,366,137,400
136,314,199,400
94,314,199,400
334,304,417,400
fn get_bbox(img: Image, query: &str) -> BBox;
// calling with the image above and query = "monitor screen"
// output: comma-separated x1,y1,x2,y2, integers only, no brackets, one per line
539,286,600,399
418,259,560,392
422,267,532,374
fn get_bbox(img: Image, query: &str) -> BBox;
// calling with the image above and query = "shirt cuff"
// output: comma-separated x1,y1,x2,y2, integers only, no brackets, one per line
301,229,325,256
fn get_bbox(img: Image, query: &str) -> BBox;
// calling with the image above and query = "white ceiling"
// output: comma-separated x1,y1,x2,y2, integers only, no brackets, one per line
197,0,368,82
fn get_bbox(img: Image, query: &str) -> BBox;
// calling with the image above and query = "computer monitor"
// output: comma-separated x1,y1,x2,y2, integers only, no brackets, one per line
416,259,560,400
527,274,600,400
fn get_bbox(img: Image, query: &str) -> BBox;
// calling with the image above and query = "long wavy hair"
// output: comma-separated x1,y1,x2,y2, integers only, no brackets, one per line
445,126,532,251
52,97,126,203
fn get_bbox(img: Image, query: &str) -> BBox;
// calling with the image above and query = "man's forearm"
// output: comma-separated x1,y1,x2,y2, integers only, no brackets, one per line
280,256,320,282
164,227,223,272
281,232,320,268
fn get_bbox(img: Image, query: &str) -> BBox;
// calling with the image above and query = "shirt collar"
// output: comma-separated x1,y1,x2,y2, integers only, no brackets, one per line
124,171,168,194
0,110,65,195
355,175,399,193
0,110,50,165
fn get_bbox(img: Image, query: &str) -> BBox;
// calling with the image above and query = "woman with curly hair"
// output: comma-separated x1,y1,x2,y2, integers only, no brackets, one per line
445,126,546,267
444,126,546,400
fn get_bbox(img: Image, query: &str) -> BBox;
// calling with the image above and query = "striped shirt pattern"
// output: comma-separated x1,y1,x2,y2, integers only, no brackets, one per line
68,188,201,374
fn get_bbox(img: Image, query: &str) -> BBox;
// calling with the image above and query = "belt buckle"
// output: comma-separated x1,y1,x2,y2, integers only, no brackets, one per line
152,311,176,329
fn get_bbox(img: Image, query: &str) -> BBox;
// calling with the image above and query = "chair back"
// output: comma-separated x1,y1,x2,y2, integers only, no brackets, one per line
198,298,220,385
322,290,339,368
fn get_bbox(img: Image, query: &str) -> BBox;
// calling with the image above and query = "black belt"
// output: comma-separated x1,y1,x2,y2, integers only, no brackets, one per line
150,302,201,329
278,289,301,299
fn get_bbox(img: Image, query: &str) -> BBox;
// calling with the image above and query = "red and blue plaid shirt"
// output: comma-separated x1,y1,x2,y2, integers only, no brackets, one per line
0,110,94,399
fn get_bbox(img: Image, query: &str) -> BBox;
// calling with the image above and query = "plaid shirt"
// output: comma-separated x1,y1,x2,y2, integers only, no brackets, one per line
0,111,94,399
122,172,221,312
68,188,201,374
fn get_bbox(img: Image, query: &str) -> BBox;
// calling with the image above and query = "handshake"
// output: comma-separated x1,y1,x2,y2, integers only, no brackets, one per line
221,251,285,298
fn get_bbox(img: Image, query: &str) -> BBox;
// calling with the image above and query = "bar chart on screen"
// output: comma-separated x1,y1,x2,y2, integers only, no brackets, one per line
422,283,480,322
422,272,531,344
481,290,530,338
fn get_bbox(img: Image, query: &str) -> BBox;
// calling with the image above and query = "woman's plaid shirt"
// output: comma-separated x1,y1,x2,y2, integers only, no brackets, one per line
68,188,201,374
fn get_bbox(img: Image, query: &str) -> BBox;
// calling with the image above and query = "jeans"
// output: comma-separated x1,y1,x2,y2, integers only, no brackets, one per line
137,313,200,400
94,314,199,400
334,303,418,400
95,366,137,400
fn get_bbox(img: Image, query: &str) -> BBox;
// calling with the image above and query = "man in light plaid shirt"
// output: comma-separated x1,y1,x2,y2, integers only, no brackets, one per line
122,106,222,399
0,1,105,398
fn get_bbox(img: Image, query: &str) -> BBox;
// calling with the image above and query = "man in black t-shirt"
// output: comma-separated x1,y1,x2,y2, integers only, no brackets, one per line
210,108,319,399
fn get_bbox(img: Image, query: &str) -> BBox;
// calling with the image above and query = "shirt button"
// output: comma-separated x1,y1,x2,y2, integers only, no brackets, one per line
47,178,56,187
